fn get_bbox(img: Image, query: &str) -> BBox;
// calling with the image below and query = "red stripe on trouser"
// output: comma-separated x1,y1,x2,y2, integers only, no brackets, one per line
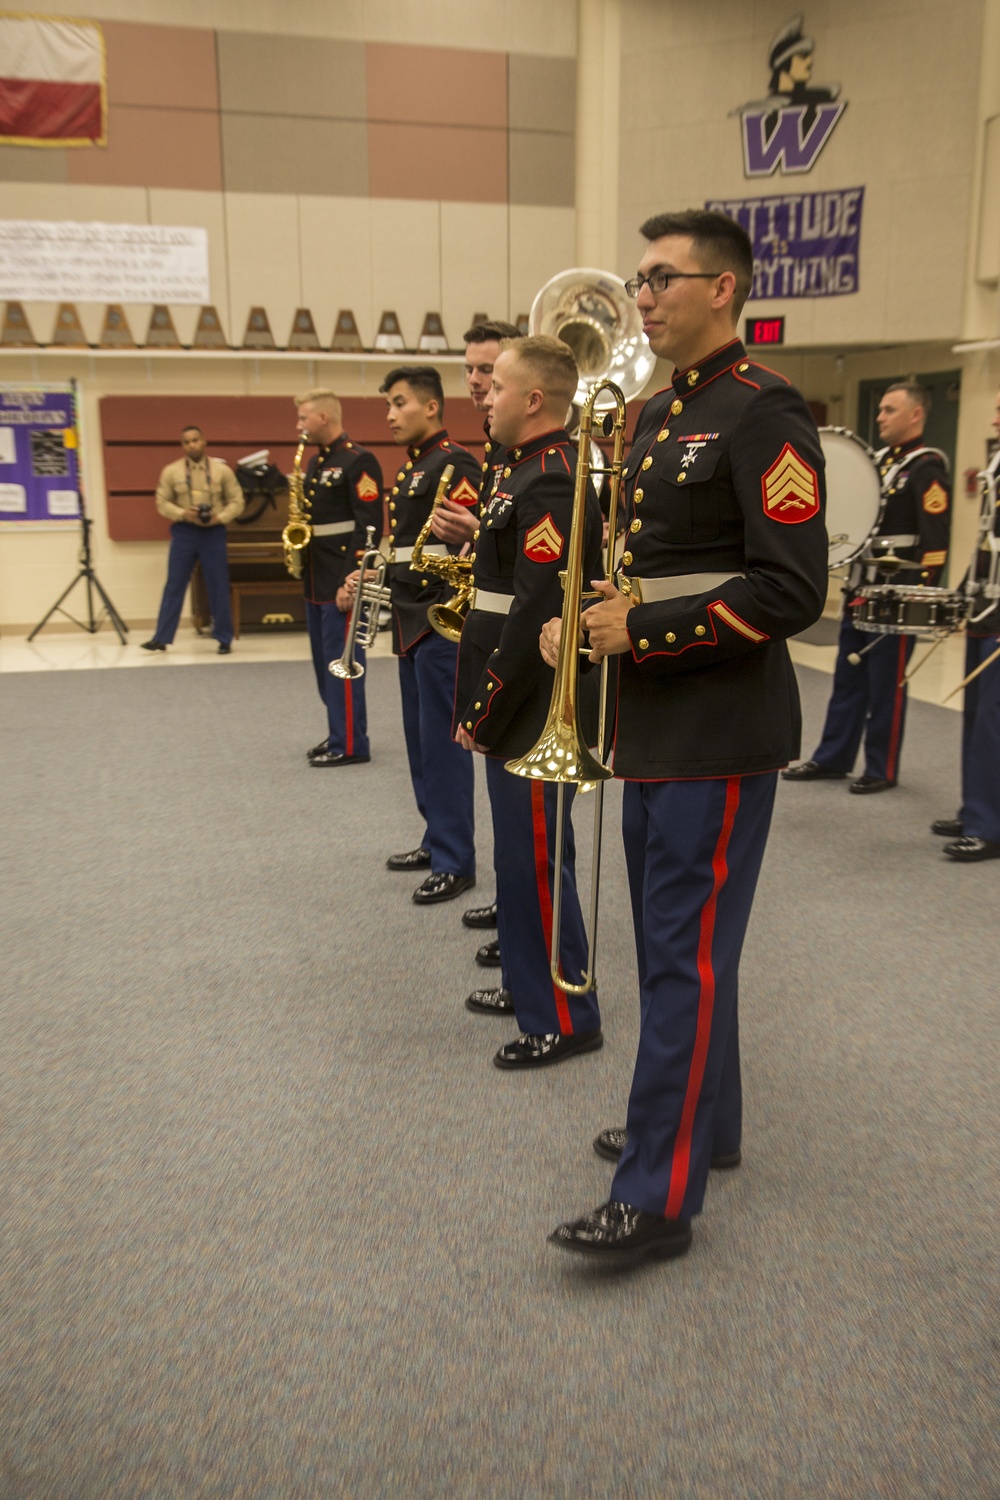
530,781,572,1035
344,679,354,756
664,776,741,1220
886,637,908,781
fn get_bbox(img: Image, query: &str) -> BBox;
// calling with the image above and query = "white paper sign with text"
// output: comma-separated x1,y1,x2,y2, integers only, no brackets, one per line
0,221,210,303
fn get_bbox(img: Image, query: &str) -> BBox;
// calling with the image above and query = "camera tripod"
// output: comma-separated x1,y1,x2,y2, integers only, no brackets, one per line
28,508,128,644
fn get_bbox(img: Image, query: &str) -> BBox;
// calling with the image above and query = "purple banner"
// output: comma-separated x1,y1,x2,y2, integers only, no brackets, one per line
0,385,80,521
706,187,864,300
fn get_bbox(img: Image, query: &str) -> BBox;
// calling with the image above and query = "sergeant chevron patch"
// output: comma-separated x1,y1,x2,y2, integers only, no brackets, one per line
524,513,565,562
450,477,479,507
761,444,820,523
356,472,380,501
922,481,948,514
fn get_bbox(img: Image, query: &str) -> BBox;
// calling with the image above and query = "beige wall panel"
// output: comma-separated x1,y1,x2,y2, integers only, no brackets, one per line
508,54,575,133
509,130,575,208
508,204,575,318
7,0,577,52
0,146,67,183
148,188,231,338
440,201,510,340
216,33,367,118
225,193,302,347
298,196,375,348
221,115,369,198
0,182,148,221
368,199,441,350
885,174,970,343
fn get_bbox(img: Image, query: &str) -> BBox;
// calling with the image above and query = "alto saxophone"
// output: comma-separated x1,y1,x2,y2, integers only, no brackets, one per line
282,438,311,578
410,464,475,641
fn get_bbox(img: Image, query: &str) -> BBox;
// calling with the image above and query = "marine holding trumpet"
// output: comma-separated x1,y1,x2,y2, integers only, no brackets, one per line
378,366,482,904
294,389,385,768
540,210,829,1265
453,334,605,1066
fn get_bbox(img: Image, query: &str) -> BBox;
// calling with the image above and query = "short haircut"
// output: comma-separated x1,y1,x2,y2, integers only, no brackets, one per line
640,209,755,318
884,381,932,418
295,387,342,422
181,424,202,436
500,334,579,414
463,320,522,345
379,364,445,419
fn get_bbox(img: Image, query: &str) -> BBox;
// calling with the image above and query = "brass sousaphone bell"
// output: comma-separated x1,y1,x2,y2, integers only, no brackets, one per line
529,267,655,408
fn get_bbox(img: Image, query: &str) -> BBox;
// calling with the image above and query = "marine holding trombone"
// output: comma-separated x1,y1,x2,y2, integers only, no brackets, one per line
539,210,830,1266
453,335,605,1066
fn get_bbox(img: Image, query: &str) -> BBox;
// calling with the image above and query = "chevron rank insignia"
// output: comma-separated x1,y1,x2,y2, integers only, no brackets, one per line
922,481,948,514
524,512,565,562
450,476,479,507
356,472,380,501
761,444,820,524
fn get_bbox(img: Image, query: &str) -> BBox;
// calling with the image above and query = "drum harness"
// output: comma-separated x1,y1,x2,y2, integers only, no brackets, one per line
852,445,950,586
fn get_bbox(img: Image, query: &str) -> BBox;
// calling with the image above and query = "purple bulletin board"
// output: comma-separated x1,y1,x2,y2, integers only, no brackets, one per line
0,383,81,522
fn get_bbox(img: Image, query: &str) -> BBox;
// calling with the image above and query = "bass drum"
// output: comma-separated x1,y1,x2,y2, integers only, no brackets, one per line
818,426,884,570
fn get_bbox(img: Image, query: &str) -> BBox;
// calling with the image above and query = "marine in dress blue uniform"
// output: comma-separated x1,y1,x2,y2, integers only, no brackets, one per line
381,366,482,903
785,383,951,792
934,405,1000,862
296,388,384,766
548,210,828,1265
454,335,604,1065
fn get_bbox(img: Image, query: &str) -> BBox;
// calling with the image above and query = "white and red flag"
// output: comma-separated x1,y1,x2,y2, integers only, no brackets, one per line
0,14,106,146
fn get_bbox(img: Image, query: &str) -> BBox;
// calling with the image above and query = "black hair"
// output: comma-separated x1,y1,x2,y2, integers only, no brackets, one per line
463,320,522,344
640,209,754,317
884,381,932,418
379,365,445,419
181,424,203,436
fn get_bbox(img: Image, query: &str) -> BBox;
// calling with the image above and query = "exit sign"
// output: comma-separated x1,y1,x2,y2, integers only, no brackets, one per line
745,316,785,347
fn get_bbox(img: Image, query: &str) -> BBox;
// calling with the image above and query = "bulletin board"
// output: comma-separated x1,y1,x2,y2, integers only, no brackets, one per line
0,382,81,526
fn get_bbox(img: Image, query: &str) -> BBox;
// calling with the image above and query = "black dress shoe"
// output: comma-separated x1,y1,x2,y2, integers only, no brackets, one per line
592,1128,741,1170
386,847,430,871
781,760,847,781
462,901,498,930
931,818,963,837
217,643,232,655
465,987,514,1015
475,939,501,968
310,750,370,767
549,1200,692,1264
140,638,167,652
849,775,897,794
307,739,330,762
943,836,1000,862
412,872,475,905
493,1029,603,1070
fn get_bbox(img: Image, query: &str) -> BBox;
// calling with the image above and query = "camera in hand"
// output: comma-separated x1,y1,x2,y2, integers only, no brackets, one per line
197,502,213,524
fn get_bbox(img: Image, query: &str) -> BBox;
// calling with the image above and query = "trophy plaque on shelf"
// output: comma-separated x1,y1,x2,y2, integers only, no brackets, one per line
99,305,136,348
193,306,228,349
145,306,181,347
1,301,37,346
417,313,449,352
288,309,321,350
331,310,363,351
374,311,406,352
51,304,88,347
243,307,276,350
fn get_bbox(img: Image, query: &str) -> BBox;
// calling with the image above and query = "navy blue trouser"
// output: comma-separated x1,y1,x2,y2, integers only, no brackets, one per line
485,759,600,1037
154,522,233,645
960,635,1000,842
811,617,915,781
305,599,369,759
611,773,776,1221
398,631,475,878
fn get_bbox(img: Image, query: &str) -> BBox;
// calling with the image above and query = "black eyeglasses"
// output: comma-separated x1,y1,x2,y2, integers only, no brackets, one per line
624,270,723,298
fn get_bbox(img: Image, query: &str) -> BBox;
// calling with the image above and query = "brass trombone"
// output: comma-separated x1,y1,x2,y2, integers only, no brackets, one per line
410,464,476,641
505,378,627,996
329,526,389,680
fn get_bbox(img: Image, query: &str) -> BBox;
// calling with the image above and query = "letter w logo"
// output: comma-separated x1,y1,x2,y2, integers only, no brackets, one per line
741,103,846,177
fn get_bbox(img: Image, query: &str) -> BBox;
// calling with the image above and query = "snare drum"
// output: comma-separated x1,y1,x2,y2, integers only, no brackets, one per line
848,584,969,638
819,427,884,570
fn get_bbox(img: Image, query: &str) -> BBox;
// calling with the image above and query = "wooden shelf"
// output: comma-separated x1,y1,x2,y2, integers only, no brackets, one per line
0,346,467,363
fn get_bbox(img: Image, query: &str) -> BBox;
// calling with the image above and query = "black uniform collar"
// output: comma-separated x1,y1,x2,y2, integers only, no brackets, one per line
670,338,745,400
506,428,571,467
887,436,926,458
317,432,351,460
407,428,450,462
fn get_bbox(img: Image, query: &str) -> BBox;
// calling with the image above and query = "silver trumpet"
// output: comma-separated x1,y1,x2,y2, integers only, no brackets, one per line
329,526,389,680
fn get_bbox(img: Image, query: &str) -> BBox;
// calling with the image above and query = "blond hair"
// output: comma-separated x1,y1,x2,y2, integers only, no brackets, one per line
295,387,342,422
501,334,579,414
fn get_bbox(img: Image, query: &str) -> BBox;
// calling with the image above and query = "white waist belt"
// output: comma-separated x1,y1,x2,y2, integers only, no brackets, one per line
621,571,741,603
391,544,448,563
471,589,514,615
312,520,354,536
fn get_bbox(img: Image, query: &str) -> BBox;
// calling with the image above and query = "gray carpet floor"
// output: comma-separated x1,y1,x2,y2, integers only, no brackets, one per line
0,656,996,1499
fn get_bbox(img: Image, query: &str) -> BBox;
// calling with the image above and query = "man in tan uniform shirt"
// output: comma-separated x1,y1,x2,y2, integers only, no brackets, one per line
141,424,244,653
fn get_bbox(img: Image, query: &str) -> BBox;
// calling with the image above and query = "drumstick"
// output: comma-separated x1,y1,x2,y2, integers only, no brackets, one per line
847,636,883,665
941,640,1000,704
904,632,952,682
